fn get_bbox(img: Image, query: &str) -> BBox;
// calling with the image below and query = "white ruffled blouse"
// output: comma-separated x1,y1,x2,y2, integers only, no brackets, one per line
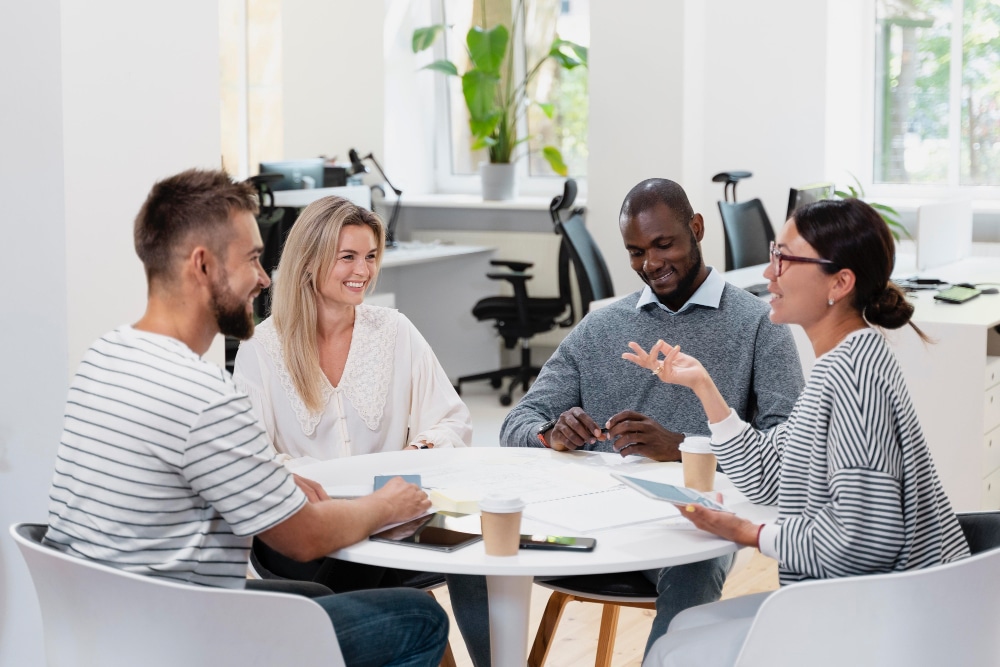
233,305,471,466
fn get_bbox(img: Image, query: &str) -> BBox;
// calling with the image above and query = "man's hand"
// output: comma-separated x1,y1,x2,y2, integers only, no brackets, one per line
293,474,330,503
605,411,683,461
370,477,432,526
548,407,610,451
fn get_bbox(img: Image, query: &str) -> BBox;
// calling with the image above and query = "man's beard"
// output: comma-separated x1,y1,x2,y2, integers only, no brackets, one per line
211,275,256,340
656,232,703,303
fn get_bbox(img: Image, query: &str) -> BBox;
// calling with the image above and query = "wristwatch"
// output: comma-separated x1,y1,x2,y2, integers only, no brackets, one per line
535,419,557,448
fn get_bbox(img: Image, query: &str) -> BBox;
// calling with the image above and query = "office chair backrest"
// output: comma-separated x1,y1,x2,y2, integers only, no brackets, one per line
557,209,615,311
717,198,775,271
731,511,1000,666
549,179,614,315
10,523,345,667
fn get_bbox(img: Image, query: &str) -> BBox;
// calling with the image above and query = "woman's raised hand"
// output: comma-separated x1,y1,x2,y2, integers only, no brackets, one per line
622,340,708,389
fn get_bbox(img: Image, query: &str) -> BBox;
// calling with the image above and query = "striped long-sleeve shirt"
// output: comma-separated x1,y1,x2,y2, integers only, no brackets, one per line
710,328,969,585
44,326,306,588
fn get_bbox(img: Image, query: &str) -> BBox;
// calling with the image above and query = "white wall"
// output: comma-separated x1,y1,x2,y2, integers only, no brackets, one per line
283,0,386,162
0,4,67,664
61,2,223,373
0,3,221,663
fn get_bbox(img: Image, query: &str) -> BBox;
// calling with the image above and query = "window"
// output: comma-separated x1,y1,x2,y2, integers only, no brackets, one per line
219,0,283,179
434,0,589,190
874,0,1000,187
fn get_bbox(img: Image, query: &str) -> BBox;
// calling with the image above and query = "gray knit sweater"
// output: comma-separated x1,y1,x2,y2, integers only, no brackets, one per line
500,283,804,450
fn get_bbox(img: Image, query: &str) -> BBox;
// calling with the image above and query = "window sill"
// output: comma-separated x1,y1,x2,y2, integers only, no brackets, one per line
385,192,586,211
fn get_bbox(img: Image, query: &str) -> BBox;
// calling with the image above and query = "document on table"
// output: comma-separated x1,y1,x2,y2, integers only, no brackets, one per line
410,453,684,532
415,454,620,505
522,486,681,533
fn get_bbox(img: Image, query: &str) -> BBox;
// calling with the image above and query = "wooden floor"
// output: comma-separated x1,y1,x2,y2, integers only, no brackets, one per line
434,550,779,666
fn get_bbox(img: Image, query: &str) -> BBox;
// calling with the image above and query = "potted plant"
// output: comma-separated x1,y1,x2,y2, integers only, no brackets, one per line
412,0,587,199
833,174,910,241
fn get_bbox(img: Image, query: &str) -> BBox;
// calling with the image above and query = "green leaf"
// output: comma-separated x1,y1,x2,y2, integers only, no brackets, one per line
868,202,899,215
549,39,588,69
537,102,555,119
412,25,445,53
467,24,509,75
542,146,569,176
422,60,459,76
462,70,501,134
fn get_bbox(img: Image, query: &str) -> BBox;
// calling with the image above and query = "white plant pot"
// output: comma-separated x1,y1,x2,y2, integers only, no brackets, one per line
480,162,517,201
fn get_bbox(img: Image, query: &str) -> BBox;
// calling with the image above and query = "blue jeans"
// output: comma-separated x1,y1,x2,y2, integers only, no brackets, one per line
640,553,734,656
446,554,734,665
315,588,449,666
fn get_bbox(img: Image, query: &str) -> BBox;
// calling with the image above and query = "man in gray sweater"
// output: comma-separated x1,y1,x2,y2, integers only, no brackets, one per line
501,177,804,655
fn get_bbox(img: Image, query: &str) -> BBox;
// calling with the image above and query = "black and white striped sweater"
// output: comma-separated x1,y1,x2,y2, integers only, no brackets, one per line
712,328,969,585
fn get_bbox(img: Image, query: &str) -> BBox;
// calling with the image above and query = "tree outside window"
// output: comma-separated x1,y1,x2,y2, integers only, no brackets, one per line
875,0,1000,186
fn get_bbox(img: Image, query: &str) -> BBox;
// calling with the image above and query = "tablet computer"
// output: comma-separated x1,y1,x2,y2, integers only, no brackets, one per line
369,512,483,552
612,473,727,511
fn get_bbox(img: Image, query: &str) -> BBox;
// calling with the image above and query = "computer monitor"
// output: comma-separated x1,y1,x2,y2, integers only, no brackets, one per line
786,183,835,220
258,158,325,191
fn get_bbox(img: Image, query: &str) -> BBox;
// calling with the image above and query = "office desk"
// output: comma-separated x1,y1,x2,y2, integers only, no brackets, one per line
371,242,498,382
272,185,371,209
295,448,774,667
884,255,1000,512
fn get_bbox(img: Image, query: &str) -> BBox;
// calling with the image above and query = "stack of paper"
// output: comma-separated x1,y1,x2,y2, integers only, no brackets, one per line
429,488,481,514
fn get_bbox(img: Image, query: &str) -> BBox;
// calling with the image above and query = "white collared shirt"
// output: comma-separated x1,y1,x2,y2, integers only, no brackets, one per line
635,266,724,314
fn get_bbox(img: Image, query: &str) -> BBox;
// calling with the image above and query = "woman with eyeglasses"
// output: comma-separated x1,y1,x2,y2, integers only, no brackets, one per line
625,198,969,666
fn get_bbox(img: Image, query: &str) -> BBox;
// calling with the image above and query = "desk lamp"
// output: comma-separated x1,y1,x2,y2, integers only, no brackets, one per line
349,148,402,248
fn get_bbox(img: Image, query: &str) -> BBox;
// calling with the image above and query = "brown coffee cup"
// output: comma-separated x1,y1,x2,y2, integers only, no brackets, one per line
680,436,716,492
478,495,525,556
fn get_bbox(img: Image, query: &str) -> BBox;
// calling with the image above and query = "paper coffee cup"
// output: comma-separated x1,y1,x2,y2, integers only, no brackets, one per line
479,494,525,556
680,436,716,492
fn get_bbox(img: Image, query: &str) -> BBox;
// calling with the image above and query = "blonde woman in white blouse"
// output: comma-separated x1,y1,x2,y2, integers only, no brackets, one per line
232,196,476,610
234,196,471,468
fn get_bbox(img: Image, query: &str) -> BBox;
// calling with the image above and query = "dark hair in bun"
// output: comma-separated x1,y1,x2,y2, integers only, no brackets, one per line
792,198,926,338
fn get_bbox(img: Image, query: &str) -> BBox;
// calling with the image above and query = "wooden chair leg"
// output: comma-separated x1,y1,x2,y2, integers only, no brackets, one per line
425,589,458,667
528,590,575,667
594,603,621,667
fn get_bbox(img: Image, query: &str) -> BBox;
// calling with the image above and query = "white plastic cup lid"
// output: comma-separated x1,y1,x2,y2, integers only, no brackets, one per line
679,436,713,454
479,494,525,513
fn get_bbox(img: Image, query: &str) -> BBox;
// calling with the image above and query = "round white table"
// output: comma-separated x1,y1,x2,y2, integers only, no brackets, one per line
295,447,775,667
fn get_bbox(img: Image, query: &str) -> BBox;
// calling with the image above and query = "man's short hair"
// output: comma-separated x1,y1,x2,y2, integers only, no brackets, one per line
134,169,259,282
619,178,695,224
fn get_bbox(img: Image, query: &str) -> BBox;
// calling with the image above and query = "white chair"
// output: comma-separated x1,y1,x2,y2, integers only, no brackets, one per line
10,523,345,667
648,511,1000,666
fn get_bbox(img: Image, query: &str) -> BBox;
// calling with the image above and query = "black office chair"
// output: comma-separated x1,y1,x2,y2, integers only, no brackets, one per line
456,179,614,406
717,198,775,271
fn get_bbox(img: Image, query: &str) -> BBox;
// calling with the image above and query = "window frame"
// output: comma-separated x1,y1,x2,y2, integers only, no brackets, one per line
865,0,1000,205
429,0,588,197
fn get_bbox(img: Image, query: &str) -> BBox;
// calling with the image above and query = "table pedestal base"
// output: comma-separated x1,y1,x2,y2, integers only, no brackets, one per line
486,574,534,667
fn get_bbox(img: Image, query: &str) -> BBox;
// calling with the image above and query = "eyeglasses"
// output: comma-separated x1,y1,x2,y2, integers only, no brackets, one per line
769,241,837,277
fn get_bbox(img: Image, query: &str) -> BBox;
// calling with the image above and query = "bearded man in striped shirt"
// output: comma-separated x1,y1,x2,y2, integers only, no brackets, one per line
44,169,448,667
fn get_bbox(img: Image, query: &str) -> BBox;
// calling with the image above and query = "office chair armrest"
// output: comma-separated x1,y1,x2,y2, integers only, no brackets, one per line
490,259,533,272
486,272,534,283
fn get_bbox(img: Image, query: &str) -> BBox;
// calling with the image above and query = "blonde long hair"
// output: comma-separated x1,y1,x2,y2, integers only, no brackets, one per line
271,196,385,411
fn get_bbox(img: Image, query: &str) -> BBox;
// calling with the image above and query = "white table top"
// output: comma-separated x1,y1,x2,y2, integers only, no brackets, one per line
294,448,775,577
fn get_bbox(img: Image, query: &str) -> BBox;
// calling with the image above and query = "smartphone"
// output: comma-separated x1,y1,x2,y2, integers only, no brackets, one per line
612,473,727,511
934,285,981,304
373,474,422,491
519,534,596,551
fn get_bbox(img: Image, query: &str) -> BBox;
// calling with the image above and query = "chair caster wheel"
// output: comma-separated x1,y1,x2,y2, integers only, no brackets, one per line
500,395,513,407
491,377,503,388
